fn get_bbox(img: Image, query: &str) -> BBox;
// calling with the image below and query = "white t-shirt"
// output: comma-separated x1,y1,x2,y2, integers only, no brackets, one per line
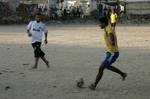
27,21,48,43
120,5,125,12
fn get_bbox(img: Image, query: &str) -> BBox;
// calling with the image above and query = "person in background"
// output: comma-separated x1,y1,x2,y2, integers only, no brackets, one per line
110,9,118,30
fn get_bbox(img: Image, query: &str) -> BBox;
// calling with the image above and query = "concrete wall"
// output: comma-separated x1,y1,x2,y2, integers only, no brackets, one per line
8,0,56,10
32,0,47,4
48,0,57,7
126,1,150,14
6,0,20,11
90,0,97,11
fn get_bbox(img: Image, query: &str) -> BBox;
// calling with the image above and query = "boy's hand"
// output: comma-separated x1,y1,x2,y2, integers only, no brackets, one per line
28,33,32,37
27,30,32,37
44,39,48,44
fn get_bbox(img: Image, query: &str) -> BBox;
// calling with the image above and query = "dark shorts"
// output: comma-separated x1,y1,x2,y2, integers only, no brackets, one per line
102,52,119,66
32,42,45,58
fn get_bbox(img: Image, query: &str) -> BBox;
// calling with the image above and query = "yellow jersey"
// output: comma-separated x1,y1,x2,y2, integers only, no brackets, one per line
104,25,119,52
110,13,117,23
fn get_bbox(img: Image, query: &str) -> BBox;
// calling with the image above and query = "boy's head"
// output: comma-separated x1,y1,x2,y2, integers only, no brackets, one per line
111,9,115,13
99,16,109,29
35,13,42,22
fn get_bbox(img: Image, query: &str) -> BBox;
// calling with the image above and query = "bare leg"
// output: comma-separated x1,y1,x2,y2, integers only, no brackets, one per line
41,57,50,68
32,57,39,69
89,65,105,90
95,65,105,86
106,66,127,80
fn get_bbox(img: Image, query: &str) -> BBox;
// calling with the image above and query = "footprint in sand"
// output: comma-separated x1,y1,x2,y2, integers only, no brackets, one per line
2,70,15,73
19,73,25,75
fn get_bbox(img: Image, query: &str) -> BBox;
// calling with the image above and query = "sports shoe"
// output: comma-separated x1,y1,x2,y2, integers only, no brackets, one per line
122,73,127,81
46,61,50,68
89,83,96,90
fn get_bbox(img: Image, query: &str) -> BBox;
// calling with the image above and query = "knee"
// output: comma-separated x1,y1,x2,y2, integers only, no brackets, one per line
105,66,111,70
99,64,107,71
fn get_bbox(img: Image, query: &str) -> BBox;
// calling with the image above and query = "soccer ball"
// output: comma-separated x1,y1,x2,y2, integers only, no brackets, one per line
76,78,84,88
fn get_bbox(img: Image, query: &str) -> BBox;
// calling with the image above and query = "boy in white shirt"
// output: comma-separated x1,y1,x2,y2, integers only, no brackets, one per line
27,13,50,69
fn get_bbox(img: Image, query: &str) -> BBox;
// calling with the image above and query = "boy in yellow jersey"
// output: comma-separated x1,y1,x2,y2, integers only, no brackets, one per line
89,16,127,90
110,9,118,30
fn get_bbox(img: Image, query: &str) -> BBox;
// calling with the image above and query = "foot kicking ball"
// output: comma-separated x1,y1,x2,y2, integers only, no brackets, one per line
76,78,84,88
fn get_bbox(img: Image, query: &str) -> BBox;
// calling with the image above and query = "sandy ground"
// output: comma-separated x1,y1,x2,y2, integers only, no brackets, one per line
0,24,150,99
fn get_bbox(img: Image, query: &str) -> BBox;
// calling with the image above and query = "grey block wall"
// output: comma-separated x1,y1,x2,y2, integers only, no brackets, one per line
126,1,150,14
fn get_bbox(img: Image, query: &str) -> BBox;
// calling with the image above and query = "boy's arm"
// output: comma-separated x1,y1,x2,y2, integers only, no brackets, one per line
43,25,48,44
26,22,32,37
108,33,115,46
115,14,118,23
27,30,32,37
44,32,48,44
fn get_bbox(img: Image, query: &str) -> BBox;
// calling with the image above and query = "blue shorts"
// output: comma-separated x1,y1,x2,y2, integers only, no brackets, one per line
102,52,119,66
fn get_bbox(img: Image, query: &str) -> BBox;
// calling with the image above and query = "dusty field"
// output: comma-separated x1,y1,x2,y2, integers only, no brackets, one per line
0,25,150,99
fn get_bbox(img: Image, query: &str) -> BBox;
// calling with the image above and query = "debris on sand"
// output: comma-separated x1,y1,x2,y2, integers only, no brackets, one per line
52,85,57,88
7,48,10,50
5,86,11,90
22,63,30,66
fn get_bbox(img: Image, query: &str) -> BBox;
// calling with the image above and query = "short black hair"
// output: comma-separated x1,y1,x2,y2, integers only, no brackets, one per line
99,16,108,25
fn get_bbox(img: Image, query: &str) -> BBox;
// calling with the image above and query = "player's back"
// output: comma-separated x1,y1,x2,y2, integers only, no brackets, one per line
104,25,119,52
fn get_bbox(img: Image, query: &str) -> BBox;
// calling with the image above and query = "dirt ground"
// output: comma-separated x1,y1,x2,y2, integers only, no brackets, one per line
0,24,150,99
